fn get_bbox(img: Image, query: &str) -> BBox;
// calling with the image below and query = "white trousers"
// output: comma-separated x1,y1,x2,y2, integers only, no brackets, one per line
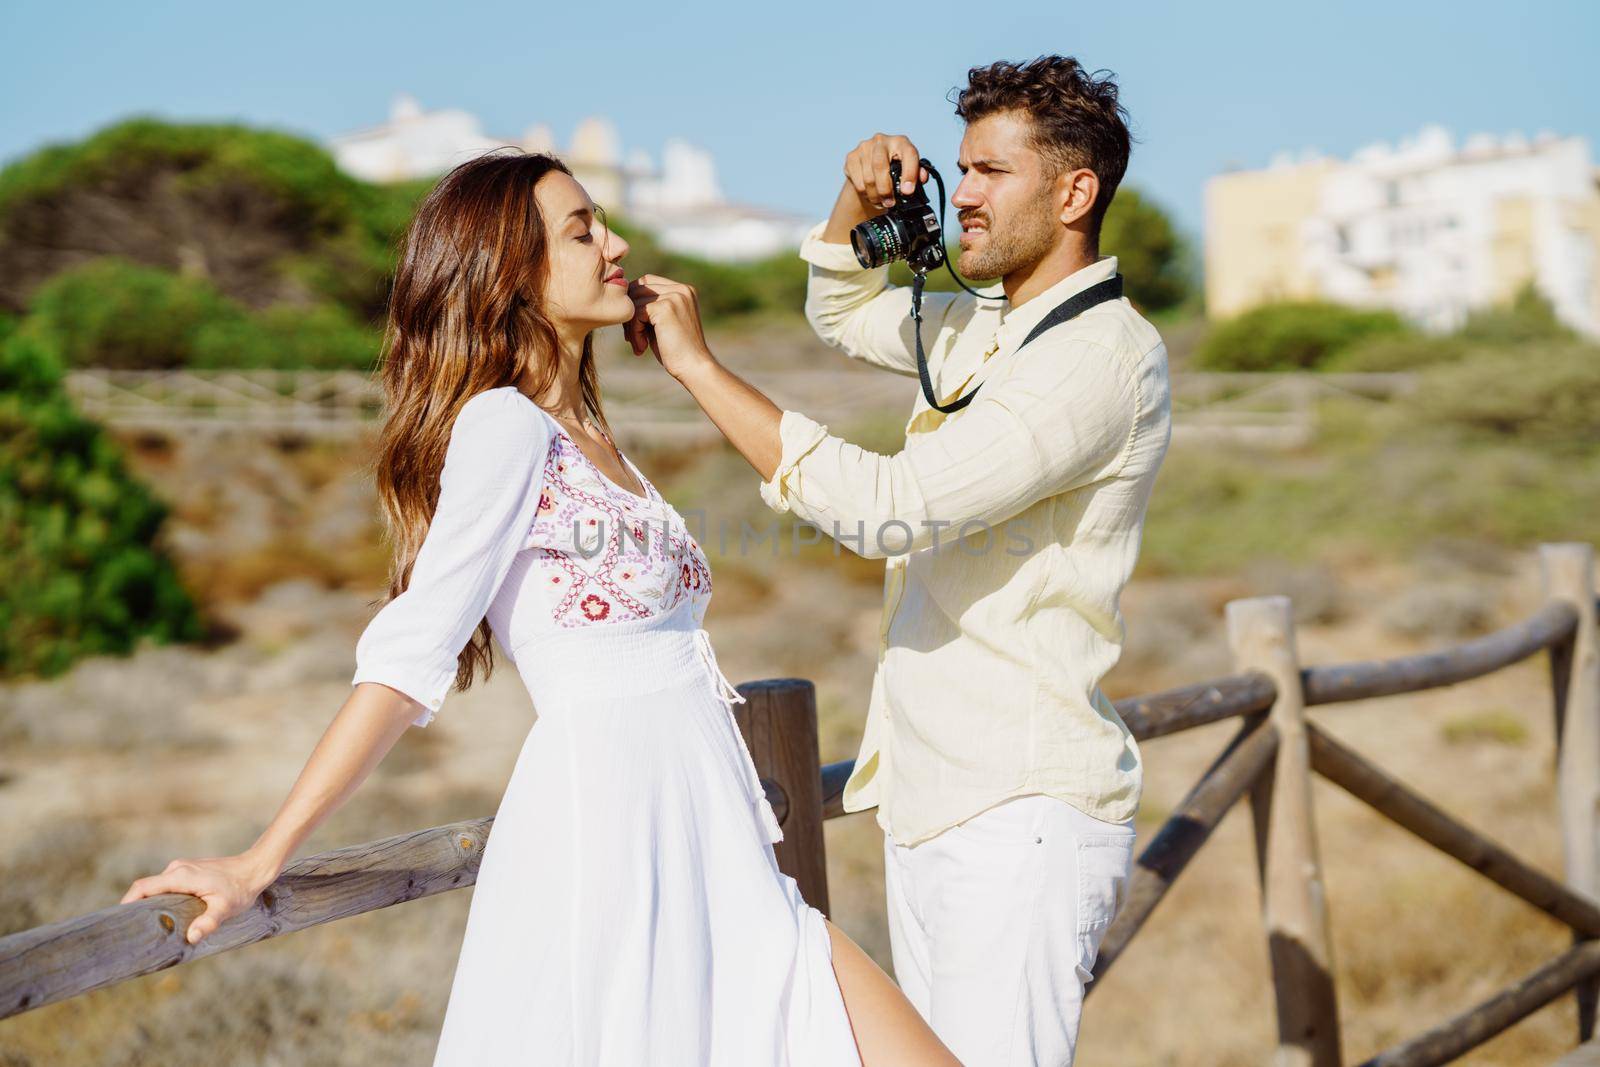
882,793,1136,1067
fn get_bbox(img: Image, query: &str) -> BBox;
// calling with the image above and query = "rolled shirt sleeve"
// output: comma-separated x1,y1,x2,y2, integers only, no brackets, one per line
351,387,552,726
799,220,969,379
758,336,1139,559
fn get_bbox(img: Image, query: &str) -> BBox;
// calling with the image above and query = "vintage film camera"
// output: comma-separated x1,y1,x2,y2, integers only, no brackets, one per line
850,158,947,274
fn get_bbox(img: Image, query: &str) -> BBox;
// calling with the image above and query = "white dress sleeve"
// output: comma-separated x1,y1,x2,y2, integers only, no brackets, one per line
350,387,552,727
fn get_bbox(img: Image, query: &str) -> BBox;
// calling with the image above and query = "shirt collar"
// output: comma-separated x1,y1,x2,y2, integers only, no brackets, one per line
993,254,1120,352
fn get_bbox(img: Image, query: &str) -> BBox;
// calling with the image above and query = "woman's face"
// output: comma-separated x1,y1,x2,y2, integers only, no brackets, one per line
535,170,634,332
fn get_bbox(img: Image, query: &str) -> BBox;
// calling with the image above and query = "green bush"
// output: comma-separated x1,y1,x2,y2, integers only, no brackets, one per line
1458,282,1575,346
1196,301,1411,371
21,257,379,370
1221,284,1575,373
739,250,810,315
191,303,378,370
0,117,412,323
1406,340,1600,453
1100,187,1191,313
1322,333,1472,372
0,116,360,229
0,119,1195,348
21,258,242,369
0,329,205,679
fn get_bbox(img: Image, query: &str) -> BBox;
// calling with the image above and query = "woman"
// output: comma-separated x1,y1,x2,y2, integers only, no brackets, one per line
119,150,958,1066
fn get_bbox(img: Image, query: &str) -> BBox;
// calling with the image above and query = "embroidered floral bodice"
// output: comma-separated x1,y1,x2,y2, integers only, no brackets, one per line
350,386,721,724
520,413,713,630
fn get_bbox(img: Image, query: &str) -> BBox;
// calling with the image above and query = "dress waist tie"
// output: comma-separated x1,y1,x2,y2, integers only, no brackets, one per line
693,627,785,844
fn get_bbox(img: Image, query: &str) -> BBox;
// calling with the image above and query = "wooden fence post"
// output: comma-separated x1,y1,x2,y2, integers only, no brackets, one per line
1540,542,1600,1043
1228,594,1343,1067
734,678,831,918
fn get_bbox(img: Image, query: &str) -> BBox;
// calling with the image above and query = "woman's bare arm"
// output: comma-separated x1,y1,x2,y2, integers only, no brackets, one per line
825,918,962,1066
119,682,423,944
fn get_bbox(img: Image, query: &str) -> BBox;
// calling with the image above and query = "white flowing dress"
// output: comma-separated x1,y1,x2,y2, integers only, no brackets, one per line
349,386,862,1065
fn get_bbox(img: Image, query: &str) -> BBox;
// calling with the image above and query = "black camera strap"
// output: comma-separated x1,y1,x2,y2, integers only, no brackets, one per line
911,271,1126,415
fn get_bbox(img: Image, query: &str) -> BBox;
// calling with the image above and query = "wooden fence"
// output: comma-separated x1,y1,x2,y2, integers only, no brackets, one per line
1,540,1595,1066
62,368,1417,450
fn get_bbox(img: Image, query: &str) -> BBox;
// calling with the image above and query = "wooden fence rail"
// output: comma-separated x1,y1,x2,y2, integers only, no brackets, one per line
2,540,1596,1067
61,368,1418,450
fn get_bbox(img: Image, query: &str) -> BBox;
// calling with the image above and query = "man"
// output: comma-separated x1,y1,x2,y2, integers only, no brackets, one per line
774,55,1170,1066
628,54,1172,1066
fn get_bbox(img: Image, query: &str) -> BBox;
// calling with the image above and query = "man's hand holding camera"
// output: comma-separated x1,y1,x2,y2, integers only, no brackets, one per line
623,132,937,383
825,133,930,243
847,133,930,209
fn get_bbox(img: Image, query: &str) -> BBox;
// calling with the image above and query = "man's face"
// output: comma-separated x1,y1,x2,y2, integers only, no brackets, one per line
951,111,1059,280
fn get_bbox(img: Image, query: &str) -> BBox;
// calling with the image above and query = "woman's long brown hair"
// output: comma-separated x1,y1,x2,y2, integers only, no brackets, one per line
365,149,609,696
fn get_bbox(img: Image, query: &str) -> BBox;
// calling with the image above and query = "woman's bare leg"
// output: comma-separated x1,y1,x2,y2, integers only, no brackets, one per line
825,916,962,1066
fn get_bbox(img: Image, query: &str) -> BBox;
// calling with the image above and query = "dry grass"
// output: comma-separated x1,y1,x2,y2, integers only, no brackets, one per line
0,355,1589,1063
3,550,1574,1065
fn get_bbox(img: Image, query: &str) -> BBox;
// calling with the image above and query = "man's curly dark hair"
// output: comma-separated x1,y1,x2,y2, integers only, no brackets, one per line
951,55,1133,239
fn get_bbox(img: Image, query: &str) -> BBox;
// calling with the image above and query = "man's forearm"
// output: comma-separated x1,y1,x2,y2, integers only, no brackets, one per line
821,179,875,246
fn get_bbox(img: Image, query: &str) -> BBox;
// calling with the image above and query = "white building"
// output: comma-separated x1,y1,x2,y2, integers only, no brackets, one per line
328,95,811,262
1206,124,1600,337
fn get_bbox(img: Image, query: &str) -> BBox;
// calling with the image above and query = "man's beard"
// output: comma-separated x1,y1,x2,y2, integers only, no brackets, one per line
955,195,1056,281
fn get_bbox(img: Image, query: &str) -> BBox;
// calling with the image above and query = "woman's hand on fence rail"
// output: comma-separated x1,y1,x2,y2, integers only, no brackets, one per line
118,851,280,945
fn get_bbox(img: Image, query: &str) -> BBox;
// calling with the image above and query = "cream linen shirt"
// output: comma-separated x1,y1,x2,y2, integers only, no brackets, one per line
756,220,1172,847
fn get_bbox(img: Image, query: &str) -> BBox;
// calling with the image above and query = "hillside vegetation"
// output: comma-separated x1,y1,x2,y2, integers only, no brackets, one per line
1148,289,1600,575
0,117,1195,372
0,314,206,679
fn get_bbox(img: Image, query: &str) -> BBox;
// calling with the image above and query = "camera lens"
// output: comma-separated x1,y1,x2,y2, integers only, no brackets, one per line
850,214,907,269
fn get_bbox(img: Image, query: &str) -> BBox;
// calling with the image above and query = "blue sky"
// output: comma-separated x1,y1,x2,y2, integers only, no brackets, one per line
3,0,1596,243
